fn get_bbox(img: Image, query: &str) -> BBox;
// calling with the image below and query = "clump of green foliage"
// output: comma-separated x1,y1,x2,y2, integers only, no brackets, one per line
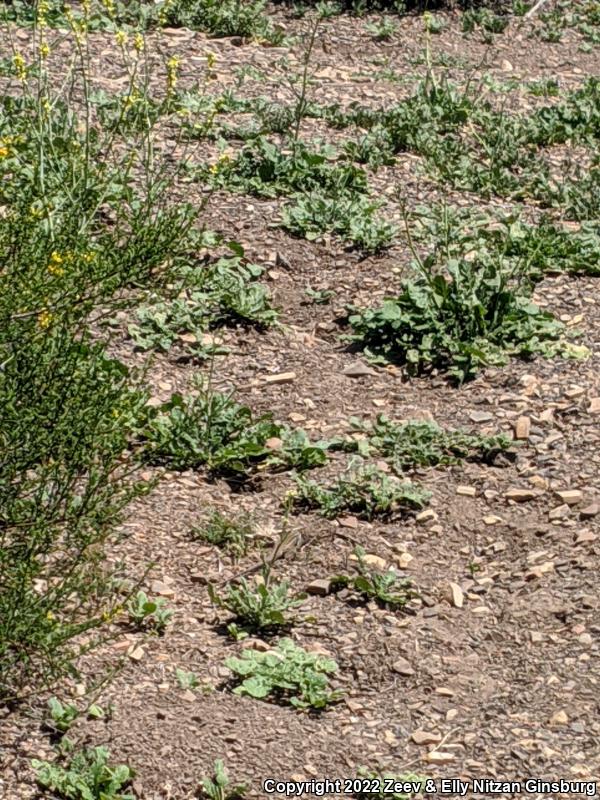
46,697,80,735
207,138,394,251
199,759,247,800
209,575,304,633
333,547,415,609
160,0,282,41
140,381,330,476
190,510,255,558
340,416,512,471
129,248,277,356
32,747,135,800
126,590,173,634
347,237,575,382
291,464,429,519
225,638,342,709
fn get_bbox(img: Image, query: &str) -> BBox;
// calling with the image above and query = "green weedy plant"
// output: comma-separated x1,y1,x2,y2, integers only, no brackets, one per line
333,547,415,609
199,759,247,800
291,464,430,520
129,249,277,356
209,574,305,633
347,208,577,383
176,668,201,690
140,381,330,476
32,747,135,800
46,697,80,735
160,0,282,41
190,510,255,558
341,416,512,471
126,591,173,634
225,638,342,709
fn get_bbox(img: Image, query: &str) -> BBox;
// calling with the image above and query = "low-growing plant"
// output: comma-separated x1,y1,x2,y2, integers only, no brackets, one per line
126,591,173,634
32,747,135,800
140,381,330,476
225,637,342,709
291,464,430,519
161,0,282,42
354,768,425,800
347,226,577,382
129,249,277,356
190,510,255,558
340,416,512,471
46,697,79,735
176,668,201,690
209,574,305,633
365,17,398,40
333,547,415,609
199,759,247,800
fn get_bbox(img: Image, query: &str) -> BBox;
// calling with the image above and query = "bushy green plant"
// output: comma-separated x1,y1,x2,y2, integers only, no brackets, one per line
140,382,329,476
225,638,342,709
347,251,574,383
209,575,304,633
199,760,247,800
190,510,255,558
161,0,281,41
0,18,200,700
291,464,429,519
341,416,512,471
129,249,276,355
32,747,135,800
355,768,425,800
282,190,396,252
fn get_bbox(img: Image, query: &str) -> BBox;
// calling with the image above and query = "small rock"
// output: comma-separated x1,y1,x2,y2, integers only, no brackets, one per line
396,552,413,569
425,751,455,764
505,488,537,502
456,485,476,497
338,515,359,529
306,579,331,597
435,686,455,697
578,632,593,646
361,554,386,570
556,490,583,506
575,530,597,544
392,658,414,676
181,690,196,703
550,710,569,726
446,582,464,608
549,504,570,520
264,371,296,384
483,515,503,525
265,437,283,450
343,362,376,377
411,729,442,746
500,58,513,71
416,509,438,524
514,416,531,439
469,410,494,423
587,397,600,414
128,646,145,661
150,580,175,598
580,503,598,519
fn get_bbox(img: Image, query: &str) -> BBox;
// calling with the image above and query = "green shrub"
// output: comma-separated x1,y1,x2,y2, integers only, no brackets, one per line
333,546,415,609
209,576,304,633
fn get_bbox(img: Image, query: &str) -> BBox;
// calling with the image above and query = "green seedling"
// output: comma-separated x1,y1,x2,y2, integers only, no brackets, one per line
32,746,134,800
209,575,305,633
199,759,247,800
126,590,173,634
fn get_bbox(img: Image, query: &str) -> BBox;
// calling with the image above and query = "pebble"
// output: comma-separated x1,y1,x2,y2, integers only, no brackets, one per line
411,729,442,746
505,488,537,502
556,490,583,506
305,579,332,597
392,658,414,676
263,371,296,384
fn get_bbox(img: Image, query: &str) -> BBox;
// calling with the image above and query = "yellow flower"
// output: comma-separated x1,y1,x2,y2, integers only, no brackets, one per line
46,610,55,621
13,52,27,81
101,0,115,18
48,251,65,277
134,32,144,53
0,146,9,160
38,309,53,329
39,41,50,60
115,30,128,47
37,0,50,27
206,52,217,69
166,54,181,95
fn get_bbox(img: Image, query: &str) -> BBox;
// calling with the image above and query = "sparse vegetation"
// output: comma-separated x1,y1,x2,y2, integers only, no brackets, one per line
32,747,135,800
